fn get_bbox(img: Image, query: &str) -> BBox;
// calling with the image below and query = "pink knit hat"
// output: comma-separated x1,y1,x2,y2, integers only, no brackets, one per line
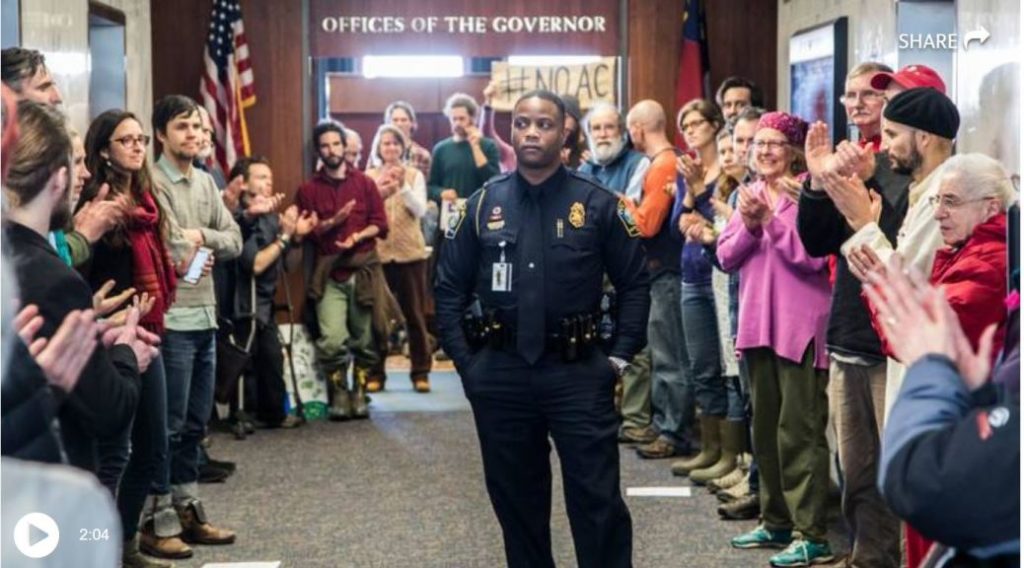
757,111,808,146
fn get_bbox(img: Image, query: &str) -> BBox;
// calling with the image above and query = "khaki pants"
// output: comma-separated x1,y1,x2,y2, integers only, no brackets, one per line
315,277,377,377
829,359,900,568
620,347,652,430
747,346,830,542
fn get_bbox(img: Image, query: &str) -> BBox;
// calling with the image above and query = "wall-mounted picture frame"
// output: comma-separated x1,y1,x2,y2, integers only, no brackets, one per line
789,17,848,145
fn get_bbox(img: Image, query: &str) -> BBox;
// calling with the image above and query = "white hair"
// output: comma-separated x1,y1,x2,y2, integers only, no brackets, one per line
942,153,1018,210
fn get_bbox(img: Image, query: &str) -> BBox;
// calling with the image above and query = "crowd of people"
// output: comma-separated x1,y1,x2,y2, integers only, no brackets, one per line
0,42,1018,568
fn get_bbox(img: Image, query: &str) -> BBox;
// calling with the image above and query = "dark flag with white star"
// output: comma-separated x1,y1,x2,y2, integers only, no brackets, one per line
200,0,255,175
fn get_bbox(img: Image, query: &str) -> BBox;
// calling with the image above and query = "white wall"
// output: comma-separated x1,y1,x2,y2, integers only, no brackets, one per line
777,0,1021,176
18,0,151,138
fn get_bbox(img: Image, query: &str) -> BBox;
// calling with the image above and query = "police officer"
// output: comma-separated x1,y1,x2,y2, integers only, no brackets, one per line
435,90,651,568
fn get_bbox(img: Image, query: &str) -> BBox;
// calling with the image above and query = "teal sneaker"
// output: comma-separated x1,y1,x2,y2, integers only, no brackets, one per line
769,539,835,566
729,525,793,549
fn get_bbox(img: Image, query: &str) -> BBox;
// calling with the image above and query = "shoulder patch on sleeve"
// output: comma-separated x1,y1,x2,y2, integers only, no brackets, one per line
444,200,468,239
617,199,641,238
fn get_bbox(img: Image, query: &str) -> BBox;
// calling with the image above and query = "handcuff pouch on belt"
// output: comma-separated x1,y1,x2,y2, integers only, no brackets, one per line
463,309,601,362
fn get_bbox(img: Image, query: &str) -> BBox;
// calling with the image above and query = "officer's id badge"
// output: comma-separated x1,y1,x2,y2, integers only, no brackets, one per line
444,200,468,239
569,202,586,228
491,240,512,292
617,199,640,238
486,206,505,231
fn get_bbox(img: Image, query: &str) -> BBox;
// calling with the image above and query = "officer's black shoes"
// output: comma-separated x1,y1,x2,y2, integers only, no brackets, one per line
618,426,658,445
636,437,688,459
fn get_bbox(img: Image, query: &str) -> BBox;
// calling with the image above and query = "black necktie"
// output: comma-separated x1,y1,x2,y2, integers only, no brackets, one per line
517,189,545,364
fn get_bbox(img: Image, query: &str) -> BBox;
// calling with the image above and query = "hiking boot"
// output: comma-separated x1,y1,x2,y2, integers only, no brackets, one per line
730,525,792,549
139,523,191,560
718,475,750,503
123,534,174,568
719,493,760,520
769,539,835,566
177,502,235,545
636,437,686,459
618,425,658,445
366,376,385,393
670,415,722,476
707,466,747,494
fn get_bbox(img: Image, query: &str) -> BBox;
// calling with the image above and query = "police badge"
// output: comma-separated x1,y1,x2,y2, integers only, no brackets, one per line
569,202,586,228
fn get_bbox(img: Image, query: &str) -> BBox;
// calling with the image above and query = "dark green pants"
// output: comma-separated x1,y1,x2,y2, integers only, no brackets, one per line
746,345,830,541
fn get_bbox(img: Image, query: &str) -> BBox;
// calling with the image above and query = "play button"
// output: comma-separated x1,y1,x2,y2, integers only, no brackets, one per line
14,512,59,558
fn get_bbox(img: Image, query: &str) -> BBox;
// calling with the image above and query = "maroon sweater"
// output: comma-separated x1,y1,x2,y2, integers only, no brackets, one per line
295,168,389,282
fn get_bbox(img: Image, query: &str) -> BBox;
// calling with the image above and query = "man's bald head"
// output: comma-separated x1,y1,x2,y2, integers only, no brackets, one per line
626,100,667,132
626,100,669,154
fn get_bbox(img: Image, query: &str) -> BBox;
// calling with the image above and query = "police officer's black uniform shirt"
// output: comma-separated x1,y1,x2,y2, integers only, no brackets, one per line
435,166,651,368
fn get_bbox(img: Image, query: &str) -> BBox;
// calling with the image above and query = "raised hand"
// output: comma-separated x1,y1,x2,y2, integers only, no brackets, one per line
804,121,834,187
676,154,707,196
222,175,245,211
821,171,876,231
30,309,100,393
74,183,127,243
280,205,299,237
834,140,876,181
92,279,137,317
295,210,318,238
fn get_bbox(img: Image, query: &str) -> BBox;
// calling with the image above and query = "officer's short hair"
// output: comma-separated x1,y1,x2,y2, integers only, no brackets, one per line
312,119,347,149
1,48,46,93
443,93,479,119
514,89,566,124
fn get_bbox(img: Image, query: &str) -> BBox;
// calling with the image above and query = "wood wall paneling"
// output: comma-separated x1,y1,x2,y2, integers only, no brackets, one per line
705,0,778,110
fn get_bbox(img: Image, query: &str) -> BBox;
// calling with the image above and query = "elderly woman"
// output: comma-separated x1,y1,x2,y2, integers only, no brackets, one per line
717,111,836,566
365,124,433,393
856,152,1014,568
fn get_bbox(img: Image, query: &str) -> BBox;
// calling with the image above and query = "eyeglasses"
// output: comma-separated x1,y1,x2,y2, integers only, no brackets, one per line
839,90,883,105
928,194,995,210
110,134,151,148
752,140,789,151
680,118,708,132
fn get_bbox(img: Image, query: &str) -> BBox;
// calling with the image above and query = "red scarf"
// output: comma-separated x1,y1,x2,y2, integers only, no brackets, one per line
127,190,177,334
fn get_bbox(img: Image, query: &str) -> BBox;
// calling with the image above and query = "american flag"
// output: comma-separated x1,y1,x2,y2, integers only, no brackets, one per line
200,0,255,175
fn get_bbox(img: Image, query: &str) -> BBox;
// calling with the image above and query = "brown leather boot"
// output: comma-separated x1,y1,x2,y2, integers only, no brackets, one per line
123,534,174,567
177,502,236,545
139,521,192,559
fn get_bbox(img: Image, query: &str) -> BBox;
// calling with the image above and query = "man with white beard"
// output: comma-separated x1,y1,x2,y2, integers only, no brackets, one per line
579,102,650,203
578,103,658,446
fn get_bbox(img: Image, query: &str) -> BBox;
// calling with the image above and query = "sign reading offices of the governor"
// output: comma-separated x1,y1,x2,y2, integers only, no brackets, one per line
309,1,620,58
488,58,617,111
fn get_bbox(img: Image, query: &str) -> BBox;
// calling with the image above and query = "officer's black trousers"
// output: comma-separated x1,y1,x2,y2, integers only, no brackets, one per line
463,346,633,568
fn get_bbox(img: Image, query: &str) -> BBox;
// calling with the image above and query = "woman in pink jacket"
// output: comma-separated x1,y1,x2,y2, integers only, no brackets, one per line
717,112,836,566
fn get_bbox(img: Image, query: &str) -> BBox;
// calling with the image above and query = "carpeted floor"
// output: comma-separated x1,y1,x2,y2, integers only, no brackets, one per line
190,371,849,568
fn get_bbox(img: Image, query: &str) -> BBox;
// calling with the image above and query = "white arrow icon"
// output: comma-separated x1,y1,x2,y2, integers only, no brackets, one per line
14,512,60,558
963,26,991,49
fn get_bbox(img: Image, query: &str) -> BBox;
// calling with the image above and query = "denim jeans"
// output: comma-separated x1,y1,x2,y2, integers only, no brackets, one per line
681,282,727,416
156,329,216,497
648,273,693,448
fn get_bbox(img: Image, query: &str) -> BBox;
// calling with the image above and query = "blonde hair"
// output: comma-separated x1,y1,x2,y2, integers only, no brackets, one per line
368,124,409,168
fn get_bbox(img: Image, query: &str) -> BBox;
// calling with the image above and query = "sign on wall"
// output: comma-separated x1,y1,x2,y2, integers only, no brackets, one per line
310,0,620,57
488,57,617,111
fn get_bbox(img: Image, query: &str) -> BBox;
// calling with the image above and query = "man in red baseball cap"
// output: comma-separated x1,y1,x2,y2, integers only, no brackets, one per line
870,64,947,99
